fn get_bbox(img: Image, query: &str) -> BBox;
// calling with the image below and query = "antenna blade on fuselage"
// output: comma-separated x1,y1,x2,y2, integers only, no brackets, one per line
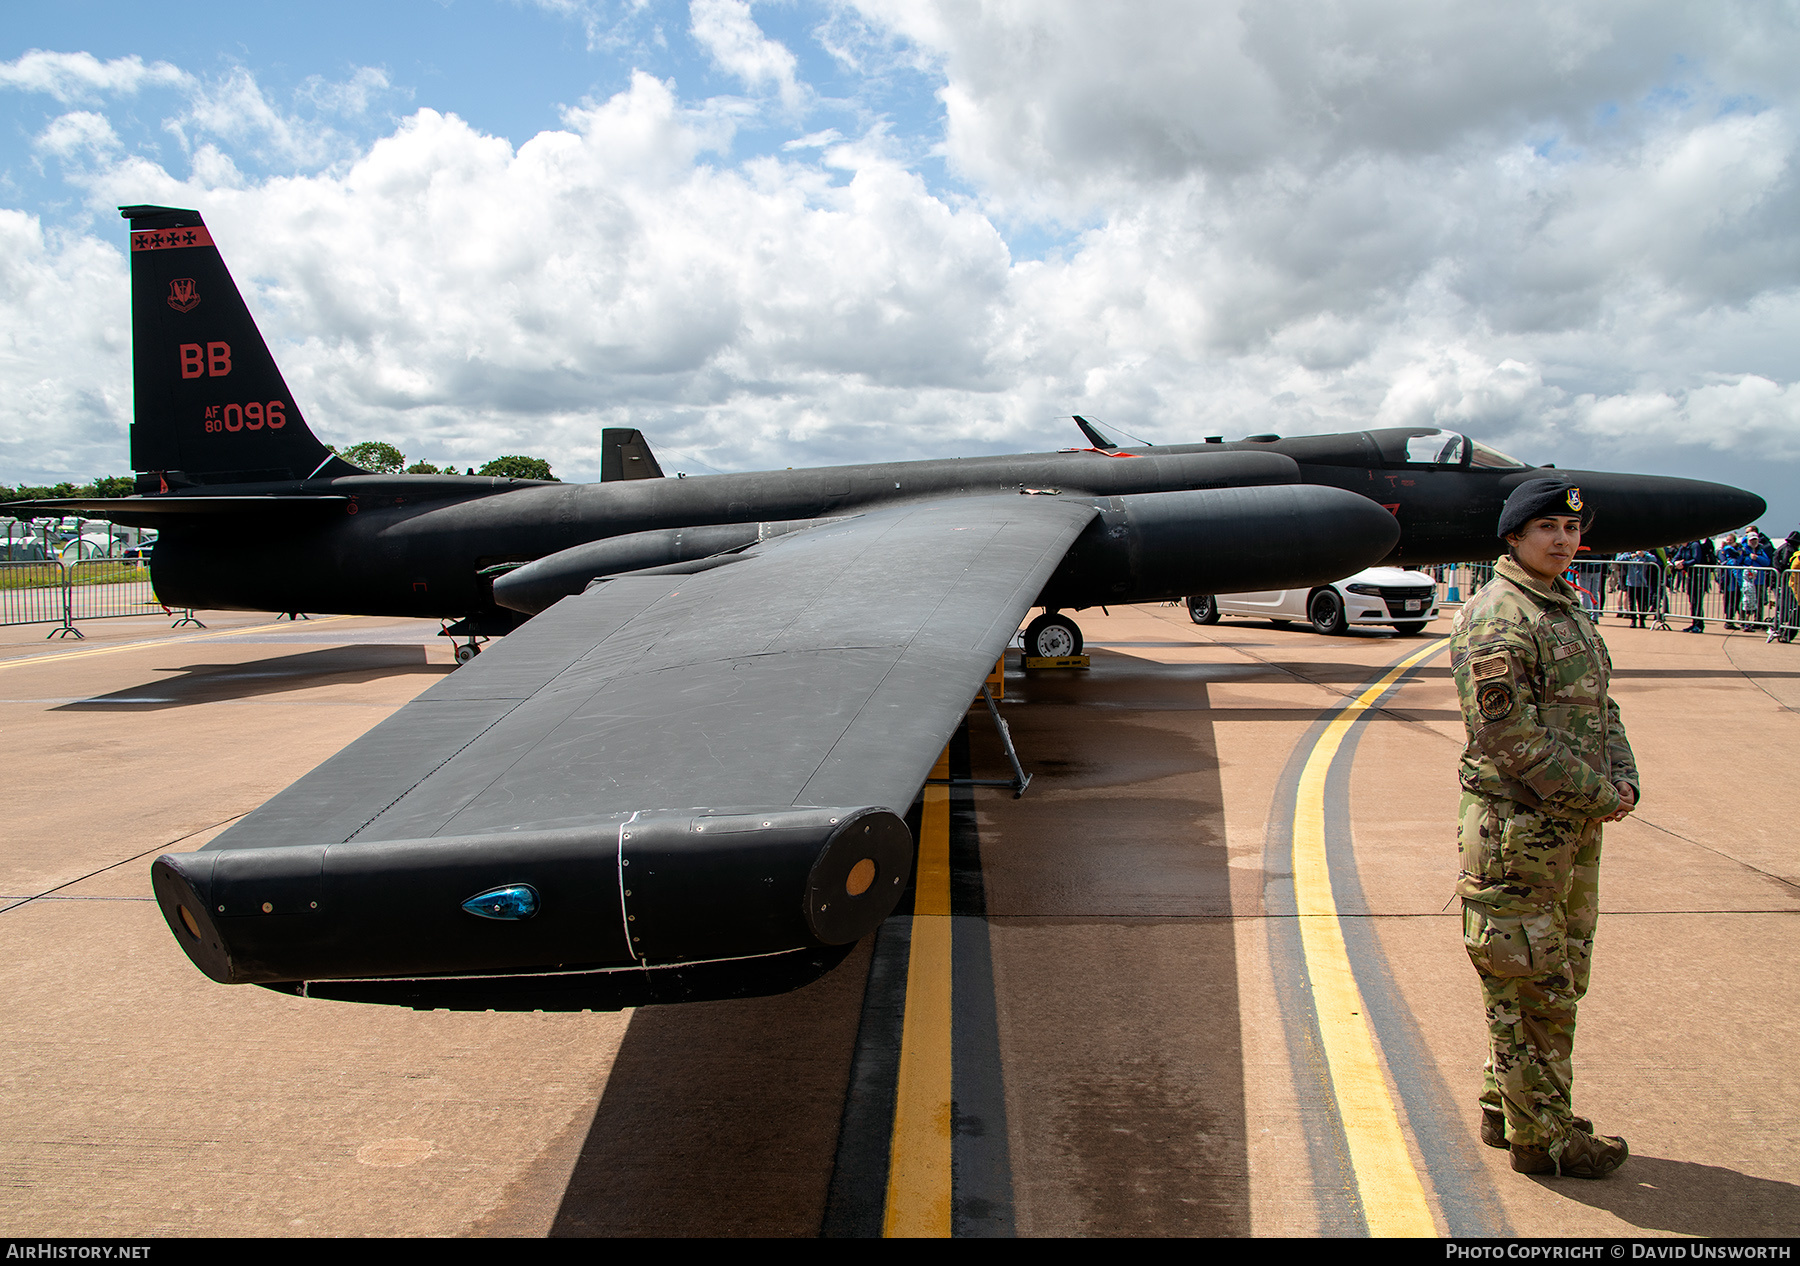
1072,415,1119,450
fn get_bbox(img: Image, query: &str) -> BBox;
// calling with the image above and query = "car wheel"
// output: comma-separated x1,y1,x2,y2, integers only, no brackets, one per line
1393,621,1427,636
1187,595,1220,625
1269,618,1292,627
1308,588,1348,636
1024,612,1083,657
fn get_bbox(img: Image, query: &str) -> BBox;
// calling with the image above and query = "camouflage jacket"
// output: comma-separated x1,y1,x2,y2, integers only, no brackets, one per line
1449,556,1637,819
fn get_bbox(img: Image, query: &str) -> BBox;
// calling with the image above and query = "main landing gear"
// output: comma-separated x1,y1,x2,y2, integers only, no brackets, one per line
440,618,489,666
1022,609,1084,658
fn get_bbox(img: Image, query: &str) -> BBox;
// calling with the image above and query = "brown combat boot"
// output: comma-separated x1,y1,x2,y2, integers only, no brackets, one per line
1510,1129,1628,1178
1481,1108,1592,1149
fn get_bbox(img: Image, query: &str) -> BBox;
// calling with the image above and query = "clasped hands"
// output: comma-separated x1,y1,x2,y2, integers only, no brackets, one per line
1602,781,1637,823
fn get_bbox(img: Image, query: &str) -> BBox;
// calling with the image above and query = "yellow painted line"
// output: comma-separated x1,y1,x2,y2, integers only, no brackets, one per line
1292,637,1449,1238
884,745,954,1238
0,615,357,672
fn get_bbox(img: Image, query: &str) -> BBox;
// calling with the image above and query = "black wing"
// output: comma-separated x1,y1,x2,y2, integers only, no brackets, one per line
151,495,1096,1005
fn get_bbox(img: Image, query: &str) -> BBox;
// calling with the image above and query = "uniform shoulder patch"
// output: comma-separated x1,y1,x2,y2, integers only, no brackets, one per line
1471,653,1509,680
1477,681,1515,721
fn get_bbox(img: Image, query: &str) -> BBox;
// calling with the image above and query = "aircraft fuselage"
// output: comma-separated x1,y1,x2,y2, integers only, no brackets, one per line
133,428,1762,626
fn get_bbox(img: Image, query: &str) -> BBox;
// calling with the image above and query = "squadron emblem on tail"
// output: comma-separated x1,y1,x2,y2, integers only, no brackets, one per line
166,278,200,313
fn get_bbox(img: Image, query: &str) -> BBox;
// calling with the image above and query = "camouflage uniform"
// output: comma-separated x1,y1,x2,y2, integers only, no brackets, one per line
1450,555,1638,1157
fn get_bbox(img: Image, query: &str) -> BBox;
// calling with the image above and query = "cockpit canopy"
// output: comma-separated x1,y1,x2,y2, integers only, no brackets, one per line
1371,428,1529,470
1232,426,1536,472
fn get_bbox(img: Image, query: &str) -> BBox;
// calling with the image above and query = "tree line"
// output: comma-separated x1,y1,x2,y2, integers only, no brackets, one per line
1,476,134,504
335,442,558,481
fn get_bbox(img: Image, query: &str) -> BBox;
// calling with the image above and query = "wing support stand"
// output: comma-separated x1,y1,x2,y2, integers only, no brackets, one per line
927,684,1032,799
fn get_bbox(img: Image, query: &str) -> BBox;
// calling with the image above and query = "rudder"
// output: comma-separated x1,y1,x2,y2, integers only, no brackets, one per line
121,205,349,490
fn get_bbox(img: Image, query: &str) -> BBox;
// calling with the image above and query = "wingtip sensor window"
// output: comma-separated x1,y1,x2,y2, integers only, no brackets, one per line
462,885,540,921
845,858,877,897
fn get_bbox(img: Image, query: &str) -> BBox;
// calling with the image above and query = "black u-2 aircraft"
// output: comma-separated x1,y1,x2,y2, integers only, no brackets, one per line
13,205,1762,1010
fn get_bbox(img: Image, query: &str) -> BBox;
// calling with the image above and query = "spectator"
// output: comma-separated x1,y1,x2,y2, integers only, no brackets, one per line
1577,552,1609,615
1777,531,1800,644
1742,534,1774,626
1718,534,1745,630
1620,549,1656,628
1669,537,1715,633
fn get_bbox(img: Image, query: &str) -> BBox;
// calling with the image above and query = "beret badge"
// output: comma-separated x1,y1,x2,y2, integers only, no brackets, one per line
1499,477,1588,537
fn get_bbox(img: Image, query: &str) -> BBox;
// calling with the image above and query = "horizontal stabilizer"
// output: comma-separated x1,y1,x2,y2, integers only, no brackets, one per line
3,495,349,523
600,428,665,481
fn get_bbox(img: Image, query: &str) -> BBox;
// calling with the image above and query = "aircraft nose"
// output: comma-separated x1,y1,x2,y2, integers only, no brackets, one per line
1513,471,1766,551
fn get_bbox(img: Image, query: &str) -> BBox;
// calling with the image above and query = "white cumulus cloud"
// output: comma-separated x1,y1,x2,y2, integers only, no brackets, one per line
34,111,122,160
690,0,804,109
0,50,191,103
0,210,132,481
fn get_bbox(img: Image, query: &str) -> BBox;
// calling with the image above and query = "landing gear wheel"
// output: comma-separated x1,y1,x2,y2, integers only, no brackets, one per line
455,642,481,665
1024,612,1083,658
1393,621,1427,636
1187,595,1220,625
1308,588,1349,636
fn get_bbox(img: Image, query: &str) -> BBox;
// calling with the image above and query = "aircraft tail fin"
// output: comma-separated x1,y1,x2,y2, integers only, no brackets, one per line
120,205,355,490
600,428,665,481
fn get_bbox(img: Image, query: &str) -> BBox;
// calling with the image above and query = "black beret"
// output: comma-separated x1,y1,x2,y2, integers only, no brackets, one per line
1498,478,1586,538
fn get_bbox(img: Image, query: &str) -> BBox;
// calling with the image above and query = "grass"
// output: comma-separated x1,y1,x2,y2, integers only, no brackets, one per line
0,561,151,589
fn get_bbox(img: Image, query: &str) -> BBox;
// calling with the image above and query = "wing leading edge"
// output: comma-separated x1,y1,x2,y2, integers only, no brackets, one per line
151,494,1097,1006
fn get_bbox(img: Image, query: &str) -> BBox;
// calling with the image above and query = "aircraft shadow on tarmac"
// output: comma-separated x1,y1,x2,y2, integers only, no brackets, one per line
1014,652,1463,723
527,934,872,1236
1527,1154,1800,1238
1025,652,1455,688
955,673,1254,1234
52,644,448,711
498,676,1256,1237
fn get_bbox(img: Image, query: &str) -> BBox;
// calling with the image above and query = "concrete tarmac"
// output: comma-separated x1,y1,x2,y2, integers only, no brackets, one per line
1,605,1795,1237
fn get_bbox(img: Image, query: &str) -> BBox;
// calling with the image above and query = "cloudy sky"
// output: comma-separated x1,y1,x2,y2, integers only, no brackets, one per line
3,1,1796,530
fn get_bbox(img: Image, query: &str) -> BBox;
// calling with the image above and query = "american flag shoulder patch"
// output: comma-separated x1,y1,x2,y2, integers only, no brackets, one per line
1471,653,1509,680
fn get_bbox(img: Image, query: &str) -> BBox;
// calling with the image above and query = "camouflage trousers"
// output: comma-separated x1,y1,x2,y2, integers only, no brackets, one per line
1456,792,1603,1149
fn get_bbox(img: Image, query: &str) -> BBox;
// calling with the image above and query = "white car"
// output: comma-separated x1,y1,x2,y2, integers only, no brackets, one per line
1187,565,1442,635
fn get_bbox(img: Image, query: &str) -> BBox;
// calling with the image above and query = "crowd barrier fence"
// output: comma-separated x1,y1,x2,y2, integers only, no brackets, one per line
1431,562,1495,605
0,561,69,627
1434,559,1800,636
0,558,199,637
